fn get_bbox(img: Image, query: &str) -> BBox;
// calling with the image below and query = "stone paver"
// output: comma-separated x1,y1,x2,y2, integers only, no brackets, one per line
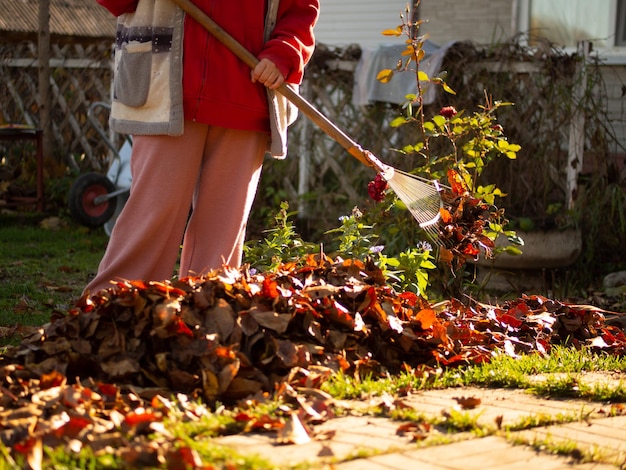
216,415,413,466
335,436,618,469
402,386,605,428
513,415,626,464
215,384,626,469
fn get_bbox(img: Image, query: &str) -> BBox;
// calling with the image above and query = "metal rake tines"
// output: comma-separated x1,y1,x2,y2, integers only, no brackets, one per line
386,170,445,246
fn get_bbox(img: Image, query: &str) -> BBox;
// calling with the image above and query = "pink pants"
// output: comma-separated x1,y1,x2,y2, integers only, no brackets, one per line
84,121,268,294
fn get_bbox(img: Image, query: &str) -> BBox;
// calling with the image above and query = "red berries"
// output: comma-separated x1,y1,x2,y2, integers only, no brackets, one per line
368,174,388,202
439,106,458,118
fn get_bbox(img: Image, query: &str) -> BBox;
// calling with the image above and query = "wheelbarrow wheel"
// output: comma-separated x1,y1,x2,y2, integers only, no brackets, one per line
69,172,117,228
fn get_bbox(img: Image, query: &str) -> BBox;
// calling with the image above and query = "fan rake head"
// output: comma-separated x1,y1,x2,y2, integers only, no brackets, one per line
378,166,445,245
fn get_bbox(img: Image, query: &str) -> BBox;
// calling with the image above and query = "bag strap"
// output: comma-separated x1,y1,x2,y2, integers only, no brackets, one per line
264,0,280,41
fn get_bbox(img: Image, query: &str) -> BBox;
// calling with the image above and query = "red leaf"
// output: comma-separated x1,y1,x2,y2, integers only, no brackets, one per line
508,301,531,318
601,330,617,345
439,207,452,223
124,411,161,426
97,382,119,400
398,291,419,307
499,314,523,329
447,169,469,195
234,412,254,422
166,446,202,469
13,437,37,455
262,277,279,299
462,244,480,257
414,309,437,330
174,318,194,338
55,415,93,439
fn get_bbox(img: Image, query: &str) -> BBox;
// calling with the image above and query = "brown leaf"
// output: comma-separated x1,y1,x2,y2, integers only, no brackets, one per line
167,368,199,393
218,360,240,395
273,338,300,368
13,295,34,313
396,422,419,435
454,396,481,409
249,308,291,334
224,377,264,401
495,414,503,430
40,337,72,355
100,357,140,379
201,369,219,402
317,444,334,457
203,298,236,340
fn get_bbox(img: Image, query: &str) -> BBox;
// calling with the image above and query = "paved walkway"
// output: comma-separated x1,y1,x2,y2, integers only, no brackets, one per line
215,374,626,469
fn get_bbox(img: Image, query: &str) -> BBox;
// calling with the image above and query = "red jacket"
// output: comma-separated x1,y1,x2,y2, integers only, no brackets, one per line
97,0,319,134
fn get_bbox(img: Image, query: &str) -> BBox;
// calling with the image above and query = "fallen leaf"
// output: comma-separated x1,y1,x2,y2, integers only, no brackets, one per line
276,412,311,445
453,396,481,409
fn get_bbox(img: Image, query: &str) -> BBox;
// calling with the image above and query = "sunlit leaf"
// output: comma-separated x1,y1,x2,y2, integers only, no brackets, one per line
432,115,446,128
423,121,435,132
124,410,161,427
376,69,394,83
401,45,415,56
417,70,429,82
442,82,456,94
504,245,523,256
447,169,469,195
390,116,408,128
414,308,437,330
381,26,403,36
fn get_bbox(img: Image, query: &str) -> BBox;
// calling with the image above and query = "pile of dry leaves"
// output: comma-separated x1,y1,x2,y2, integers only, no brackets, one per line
435,169,503,267
1,255,625,467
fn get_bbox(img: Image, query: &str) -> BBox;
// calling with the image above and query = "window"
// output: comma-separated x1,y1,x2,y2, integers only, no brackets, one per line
526,0,625,49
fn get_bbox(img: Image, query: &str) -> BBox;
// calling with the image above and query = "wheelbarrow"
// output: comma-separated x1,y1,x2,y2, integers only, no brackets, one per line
68,102,132,235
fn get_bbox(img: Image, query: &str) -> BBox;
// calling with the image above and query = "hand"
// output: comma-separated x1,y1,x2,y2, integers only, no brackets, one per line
251,58,284,89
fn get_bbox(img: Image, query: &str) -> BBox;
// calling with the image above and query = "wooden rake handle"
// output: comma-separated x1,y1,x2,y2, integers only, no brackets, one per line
171,0,380,170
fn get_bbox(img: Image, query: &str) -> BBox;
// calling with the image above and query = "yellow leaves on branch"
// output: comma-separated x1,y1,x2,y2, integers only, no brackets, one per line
381,26,403,36
376,69,395,84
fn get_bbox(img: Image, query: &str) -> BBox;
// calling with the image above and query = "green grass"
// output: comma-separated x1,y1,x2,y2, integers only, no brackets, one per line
321,346,626,402
0,213,108,344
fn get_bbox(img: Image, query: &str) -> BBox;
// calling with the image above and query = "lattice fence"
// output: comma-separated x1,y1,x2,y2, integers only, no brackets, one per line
0,41,113,173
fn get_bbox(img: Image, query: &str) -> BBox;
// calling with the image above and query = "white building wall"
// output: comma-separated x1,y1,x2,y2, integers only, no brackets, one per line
315,0,516,49
314,0,411,48
420,0,515,46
